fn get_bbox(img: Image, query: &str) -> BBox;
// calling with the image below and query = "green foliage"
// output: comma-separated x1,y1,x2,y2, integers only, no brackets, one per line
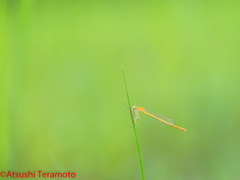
1,0,240,179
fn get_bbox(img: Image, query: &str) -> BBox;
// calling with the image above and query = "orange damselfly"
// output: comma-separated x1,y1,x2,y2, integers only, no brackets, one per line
132,105,186,132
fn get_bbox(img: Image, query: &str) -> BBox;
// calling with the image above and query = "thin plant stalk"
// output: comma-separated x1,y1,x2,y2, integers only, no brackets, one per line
122,66,145,180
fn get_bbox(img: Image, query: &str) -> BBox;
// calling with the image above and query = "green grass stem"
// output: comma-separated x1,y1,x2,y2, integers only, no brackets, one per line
122,66,145,180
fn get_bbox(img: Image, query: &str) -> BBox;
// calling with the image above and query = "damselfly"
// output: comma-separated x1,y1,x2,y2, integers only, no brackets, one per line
132,105,186,132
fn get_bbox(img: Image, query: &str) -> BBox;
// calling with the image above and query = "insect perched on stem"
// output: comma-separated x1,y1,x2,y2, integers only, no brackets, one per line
132,105,186,132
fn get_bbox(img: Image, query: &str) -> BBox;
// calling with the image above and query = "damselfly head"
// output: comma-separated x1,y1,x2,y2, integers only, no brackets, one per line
136,107,145,112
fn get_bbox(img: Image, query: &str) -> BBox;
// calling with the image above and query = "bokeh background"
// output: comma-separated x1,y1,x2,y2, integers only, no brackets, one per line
1,1,240,179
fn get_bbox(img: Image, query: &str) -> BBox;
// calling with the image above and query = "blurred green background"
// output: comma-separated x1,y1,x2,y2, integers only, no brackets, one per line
1,0,240,179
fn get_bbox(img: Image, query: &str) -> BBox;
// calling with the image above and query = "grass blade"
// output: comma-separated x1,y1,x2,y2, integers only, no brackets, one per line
121,66,145,180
